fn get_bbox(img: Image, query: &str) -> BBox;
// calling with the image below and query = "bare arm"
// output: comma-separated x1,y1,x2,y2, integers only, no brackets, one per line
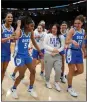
82,31,87,58
1,27,14,43
65,28,74,44
13,20,21,39
65,28,79,47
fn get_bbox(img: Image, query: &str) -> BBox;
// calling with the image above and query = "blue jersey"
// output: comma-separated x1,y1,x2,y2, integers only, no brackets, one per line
1,24,14,56
69,28,85,50
14,30,31,57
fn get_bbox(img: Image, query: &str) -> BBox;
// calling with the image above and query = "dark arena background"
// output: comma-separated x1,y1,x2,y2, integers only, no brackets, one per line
1,0,87,101
1,0,87,31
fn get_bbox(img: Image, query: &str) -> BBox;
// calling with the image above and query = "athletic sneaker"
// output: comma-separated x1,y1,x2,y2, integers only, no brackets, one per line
40,72,44,76
46,81,52,89
40,72,45,79
54,82,61,92
67,88,78,97
11,88,18,99
61,75,67,83
28,88,37,98
10,74,15,81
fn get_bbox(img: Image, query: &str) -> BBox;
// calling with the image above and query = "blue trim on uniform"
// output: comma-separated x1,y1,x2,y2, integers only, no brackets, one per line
32,49,44,59
66,48,83,64
14,54,32,67
1,55,11,62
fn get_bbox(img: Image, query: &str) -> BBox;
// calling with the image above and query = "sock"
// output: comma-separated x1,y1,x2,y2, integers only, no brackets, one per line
61,72,63,77
12,86,16,89
12,73,15,77
41,71,43,74
29,85,33,89
68,85,72,88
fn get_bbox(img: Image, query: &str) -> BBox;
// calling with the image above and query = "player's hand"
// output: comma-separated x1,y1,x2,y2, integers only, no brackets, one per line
9,35,15,40
51,52,57,56
37,35,40,38
83,52,87,59
72,40,79,47
17,20,21,27
52,48,59,53
39,52,44,57
64,44,69,49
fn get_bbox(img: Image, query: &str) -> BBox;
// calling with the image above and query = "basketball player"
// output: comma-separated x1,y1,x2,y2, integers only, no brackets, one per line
32,24,46,76
11,16,43,99
65,15,86,97
1,12,15,95
44,24,65,91
35,20,47,33
60,21,68,83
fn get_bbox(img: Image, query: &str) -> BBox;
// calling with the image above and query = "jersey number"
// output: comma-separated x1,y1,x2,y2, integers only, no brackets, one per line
24,43,27,49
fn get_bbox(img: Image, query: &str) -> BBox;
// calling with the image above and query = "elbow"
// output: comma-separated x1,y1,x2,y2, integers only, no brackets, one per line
1,40,4,43
65,40,69,44
14,36,20,40
15,37,19,40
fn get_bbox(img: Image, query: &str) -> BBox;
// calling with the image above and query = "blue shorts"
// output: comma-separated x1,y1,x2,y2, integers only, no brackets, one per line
66,49,83,64
84,39,87,45
59,50,65,55
1,55,11,62
32,49,44,59
14,54,32,67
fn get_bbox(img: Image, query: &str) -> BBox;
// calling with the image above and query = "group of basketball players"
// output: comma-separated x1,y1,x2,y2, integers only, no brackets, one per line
1,12,87,99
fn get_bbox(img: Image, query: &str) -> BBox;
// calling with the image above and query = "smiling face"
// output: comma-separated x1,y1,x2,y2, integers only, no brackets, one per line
74,20,83,30
37,25,43,32
26,23,35,32
52,25,57,35
5,13,13,25
61,24,67,31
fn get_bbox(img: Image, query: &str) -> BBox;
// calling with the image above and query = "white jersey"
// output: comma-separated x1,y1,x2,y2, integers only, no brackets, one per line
44,33,65,54
33,30,47,50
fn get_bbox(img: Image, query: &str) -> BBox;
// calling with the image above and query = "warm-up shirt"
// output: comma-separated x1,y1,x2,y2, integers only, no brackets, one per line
44,33,65,54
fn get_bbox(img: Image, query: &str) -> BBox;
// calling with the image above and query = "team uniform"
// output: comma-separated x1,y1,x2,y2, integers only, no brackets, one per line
32,30,46,59
14,29,32,67
1,24,14,62
66,28,85,64
60,30,68,55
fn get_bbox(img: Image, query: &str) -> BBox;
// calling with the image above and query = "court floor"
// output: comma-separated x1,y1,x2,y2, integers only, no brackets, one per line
2,44,86,101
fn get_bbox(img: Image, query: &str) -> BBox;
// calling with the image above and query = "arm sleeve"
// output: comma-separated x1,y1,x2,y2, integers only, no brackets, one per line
44,35,54,51
58,35,65,52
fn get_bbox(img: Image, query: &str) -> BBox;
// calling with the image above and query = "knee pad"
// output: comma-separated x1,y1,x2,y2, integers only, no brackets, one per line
19,75,24,80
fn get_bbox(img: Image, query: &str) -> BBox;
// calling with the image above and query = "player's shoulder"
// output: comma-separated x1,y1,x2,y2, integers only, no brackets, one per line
46,33,52,37
34,30,38,35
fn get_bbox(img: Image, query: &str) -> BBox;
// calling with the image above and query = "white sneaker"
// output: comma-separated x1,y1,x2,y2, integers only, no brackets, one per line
28,88,37,98
67,88,78,97
46,82,52,89
61,75,67,83
54,82,61,92
11,88,18,99
10,75,15,81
